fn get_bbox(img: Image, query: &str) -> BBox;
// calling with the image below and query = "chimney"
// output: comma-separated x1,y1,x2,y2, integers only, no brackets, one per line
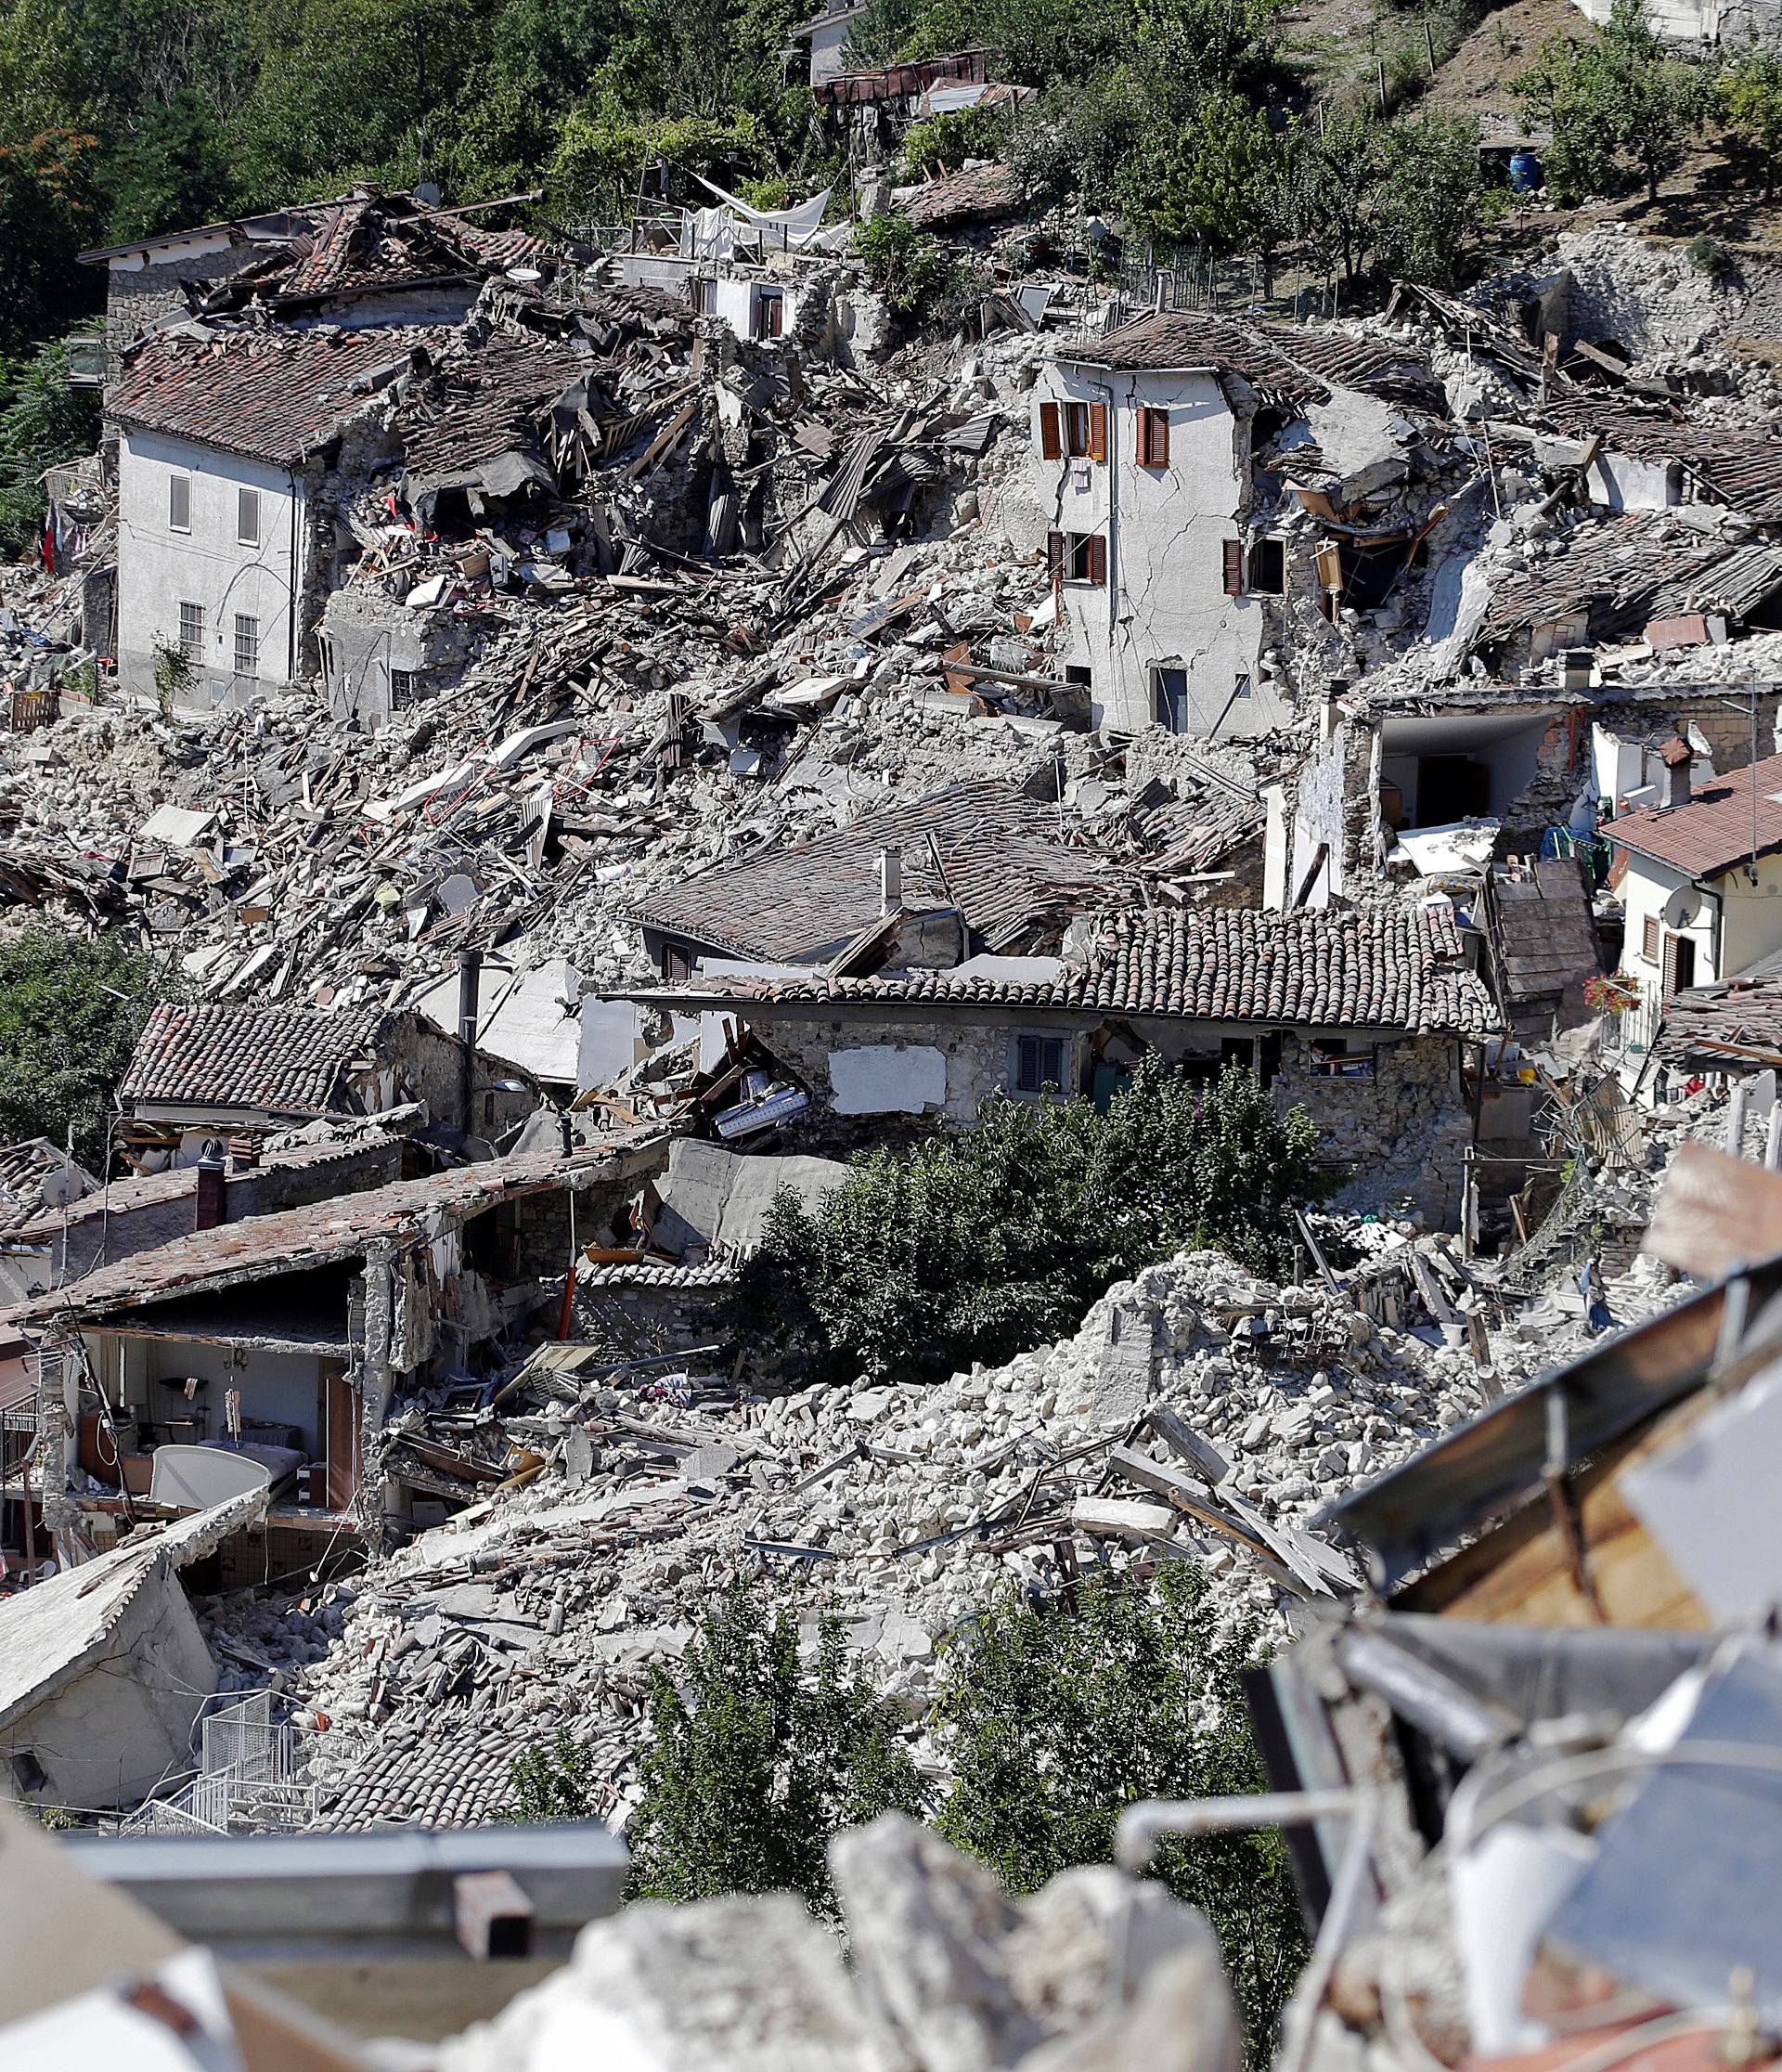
194,1151,227,1232
1561,647,1594,693
457,947,482,1132
1659,736,1693,809
880,847,902,914
227,1132,259,1173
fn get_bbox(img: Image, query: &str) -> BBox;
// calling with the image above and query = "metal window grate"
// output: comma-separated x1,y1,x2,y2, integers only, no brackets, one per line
177,601,203,659
233,614,258,676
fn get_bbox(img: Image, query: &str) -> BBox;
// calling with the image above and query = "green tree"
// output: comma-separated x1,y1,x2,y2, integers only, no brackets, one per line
626,1586,925,1916
1283,103,1484,293
1517,0,1711,204
502,1727,600,1820
1719,43,1782,198
853,209,962,317
900,101,1010,178
1119,86,1292,258
731,1061,1328,1391
0,928,161,1168
936,1567,1309,2067
0,342,99,556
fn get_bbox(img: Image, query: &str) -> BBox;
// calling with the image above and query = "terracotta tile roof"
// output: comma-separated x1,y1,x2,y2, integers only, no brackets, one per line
1258,324,1446,412
1606,749,1782,880
1654,943,1782,1068
110,326,430,464
1479,515,1737,643
630,903,1500,1036
1541,396,1782,523
397,329,596,490
200,190,546,312
625,781,1119,962
1061,311,1327,404
3,1135,662,1333
117,1003,373,1116
900,161,1021,228
0,1139,97,1235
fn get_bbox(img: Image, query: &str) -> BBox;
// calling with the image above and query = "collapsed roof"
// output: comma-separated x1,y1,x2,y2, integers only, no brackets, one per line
624,780,1119,963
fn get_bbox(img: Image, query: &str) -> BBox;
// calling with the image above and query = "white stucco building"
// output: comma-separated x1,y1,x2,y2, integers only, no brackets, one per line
790,0,870,84
1029,314,1316,739
1607,746,1782,1017
108,327,418,708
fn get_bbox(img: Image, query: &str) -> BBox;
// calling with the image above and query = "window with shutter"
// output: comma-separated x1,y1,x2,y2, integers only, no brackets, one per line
1047,531,1065,581
1013,1032,1069,1094
1247,537,1285,592
1641,914,1660,963
1137,407,1169,468
1088,402,1107,463
1040,401,1062,459
1221,540,1244,595
1086,533,1107,585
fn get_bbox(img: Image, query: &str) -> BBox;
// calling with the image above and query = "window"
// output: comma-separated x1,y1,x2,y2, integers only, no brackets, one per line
1663,931,1697,998
1047,530,1106,585
1247,537,1285,593
754,289,784,340
1136,406,1170,468
168,473,191,533
1310,1039,1377,1079
1013,1031,1069,1094
9,1750,46,1795
390,667,420,706
691,278,717,317
177,601,203,660
237,486,261,546
1233,673,1252,701
1155,667,1189,733
232,614,258,676
1642,913,1660,963
1221,540,1245,595
1038,400,1105,460
1064,665,1092,689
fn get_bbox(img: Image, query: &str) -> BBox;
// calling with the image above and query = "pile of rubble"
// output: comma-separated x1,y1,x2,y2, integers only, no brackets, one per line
443,1814,1241,2072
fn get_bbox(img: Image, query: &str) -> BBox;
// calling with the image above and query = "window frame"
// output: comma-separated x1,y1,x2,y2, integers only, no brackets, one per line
390,667,419,706
176,600,204,661
1154,666,1190,734
754,288,784,340
1247,537,1286,594
1136,405,1170,468
168,473,191,534
1011,1030,1071,1097
1641,913,1660,964
232,612,259,678
237,486,261,548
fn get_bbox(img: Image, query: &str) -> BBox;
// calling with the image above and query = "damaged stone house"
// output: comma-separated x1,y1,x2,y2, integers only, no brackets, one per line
612,902,1501,1222
2,1138,660,1577
1029,309,1454,738
113,1000,540,1167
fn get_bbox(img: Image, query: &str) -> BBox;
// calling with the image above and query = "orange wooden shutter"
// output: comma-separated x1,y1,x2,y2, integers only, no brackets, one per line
1047,531,1065,582
1150,408,1169,468
1087,534,1107,585
1040,401,1062,460
1221,540,1245,595
1089,402,1107,462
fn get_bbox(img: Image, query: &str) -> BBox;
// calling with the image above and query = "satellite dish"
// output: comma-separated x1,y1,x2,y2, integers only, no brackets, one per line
39,1167,85,1210
1660,887,1695,930
506,265,543,282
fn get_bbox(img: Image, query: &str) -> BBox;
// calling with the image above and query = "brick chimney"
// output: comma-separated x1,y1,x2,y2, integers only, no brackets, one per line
1659,736,1692,809
194,1150,227,1232
227,1132,259,1173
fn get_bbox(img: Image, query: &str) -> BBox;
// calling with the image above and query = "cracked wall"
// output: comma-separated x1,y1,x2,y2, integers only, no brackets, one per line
1031,364,1285,740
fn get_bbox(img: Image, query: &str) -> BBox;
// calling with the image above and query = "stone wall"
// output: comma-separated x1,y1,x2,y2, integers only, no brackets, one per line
1278,1031,1470,1226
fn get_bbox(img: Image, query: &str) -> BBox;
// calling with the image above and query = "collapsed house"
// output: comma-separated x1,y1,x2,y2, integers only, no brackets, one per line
113,999,539,1164
1031,309,1455,737
2,1136,661,1573
611,903,1501,1219
0,1487,266,1811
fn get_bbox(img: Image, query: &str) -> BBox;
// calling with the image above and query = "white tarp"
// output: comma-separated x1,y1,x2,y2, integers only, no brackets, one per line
680,175,834,258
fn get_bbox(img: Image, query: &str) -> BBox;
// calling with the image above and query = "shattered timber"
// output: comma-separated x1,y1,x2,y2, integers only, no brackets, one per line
3,170,1782,2072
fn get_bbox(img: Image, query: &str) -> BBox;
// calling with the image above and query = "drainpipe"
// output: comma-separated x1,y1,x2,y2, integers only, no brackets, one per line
287,468,301,685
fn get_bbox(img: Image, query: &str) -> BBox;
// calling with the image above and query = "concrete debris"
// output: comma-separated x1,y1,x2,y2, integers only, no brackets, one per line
440,1816,1237,2072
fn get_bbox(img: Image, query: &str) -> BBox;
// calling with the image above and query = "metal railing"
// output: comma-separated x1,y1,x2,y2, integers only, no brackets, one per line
123,1693,319,1837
